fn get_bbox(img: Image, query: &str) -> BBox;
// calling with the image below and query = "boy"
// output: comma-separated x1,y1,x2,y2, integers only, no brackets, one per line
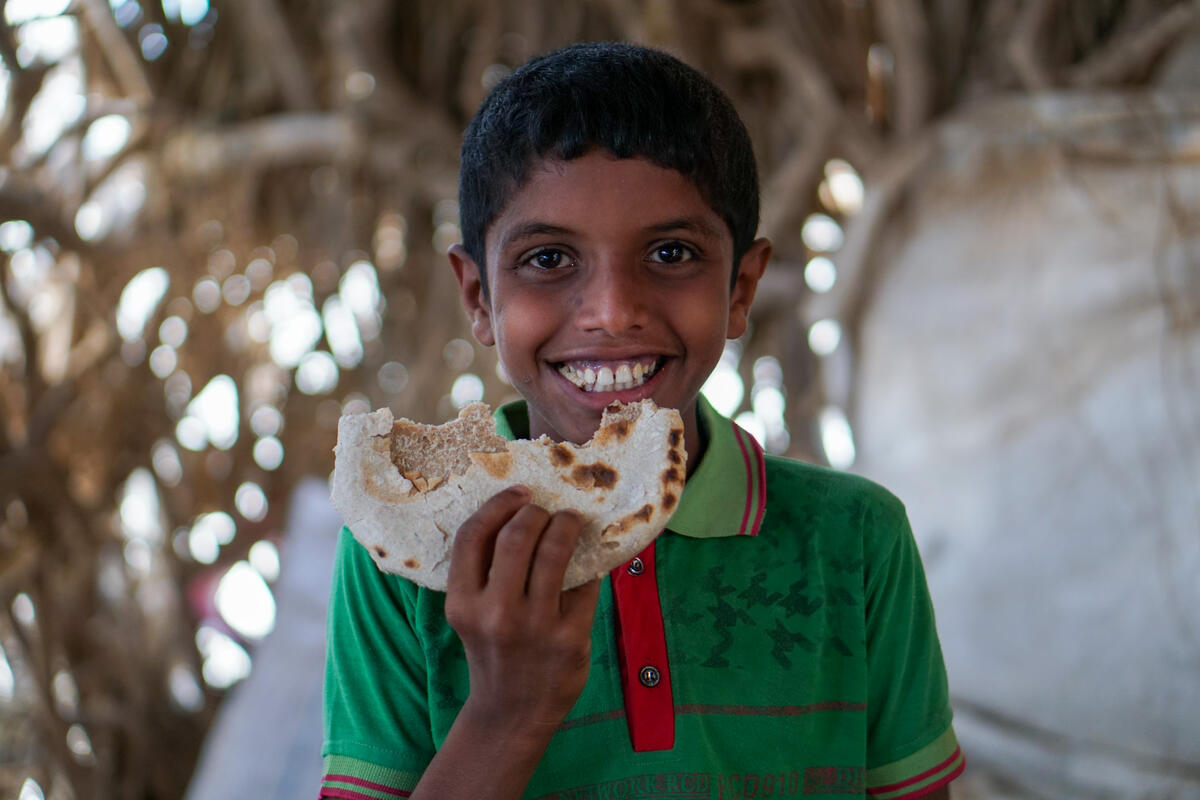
322,42,962,799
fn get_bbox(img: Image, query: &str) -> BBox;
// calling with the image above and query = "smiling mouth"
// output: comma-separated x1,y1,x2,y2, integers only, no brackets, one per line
556,357,664,393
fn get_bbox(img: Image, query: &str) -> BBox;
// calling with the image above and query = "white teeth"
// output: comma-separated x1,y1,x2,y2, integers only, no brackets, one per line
557,359,660,392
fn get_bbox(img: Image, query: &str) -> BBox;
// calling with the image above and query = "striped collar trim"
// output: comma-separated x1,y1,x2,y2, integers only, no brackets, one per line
493,395,766,539
664,394,766,538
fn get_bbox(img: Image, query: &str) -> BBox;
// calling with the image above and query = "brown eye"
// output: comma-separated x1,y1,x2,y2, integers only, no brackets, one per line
650,243,694,264
527,249,571,269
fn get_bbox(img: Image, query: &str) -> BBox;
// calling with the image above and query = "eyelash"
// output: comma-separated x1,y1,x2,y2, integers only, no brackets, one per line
521,248,575,271
648,242,697,264
518,241,699,271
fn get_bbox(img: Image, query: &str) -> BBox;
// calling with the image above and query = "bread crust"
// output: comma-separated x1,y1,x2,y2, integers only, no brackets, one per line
330,400,686,590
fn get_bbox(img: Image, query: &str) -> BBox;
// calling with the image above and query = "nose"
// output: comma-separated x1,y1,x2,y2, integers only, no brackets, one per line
576,261,647,335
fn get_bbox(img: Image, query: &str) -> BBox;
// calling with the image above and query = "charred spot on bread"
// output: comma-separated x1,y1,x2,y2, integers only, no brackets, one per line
469,451,514,479
662,492,677,511
668,428,683,447
594,401,648,446
602,503,656,539
662,467,681,486
567,462,619,490
403,558,420,569
668,449,682,465
610,419,632,440
549,443,574,467
374,546,387,558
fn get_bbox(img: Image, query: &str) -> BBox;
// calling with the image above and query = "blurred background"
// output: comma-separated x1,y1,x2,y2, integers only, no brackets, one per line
0,1,1197,798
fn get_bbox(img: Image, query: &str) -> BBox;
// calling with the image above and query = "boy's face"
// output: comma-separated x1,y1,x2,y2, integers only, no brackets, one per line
450,151,770,467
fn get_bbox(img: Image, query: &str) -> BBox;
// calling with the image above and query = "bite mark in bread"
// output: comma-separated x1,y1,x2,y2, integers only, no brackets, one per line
332,399,687,591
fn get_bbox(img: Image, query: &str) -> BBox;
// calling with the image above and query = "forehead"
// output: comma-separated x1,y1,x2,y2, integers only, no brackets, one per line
485,152,731,257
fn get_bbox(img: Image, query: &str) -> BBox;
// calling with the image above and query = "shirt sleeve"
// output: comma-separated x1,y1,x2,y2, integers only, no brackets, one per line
861,493,964,799
321,526,432,798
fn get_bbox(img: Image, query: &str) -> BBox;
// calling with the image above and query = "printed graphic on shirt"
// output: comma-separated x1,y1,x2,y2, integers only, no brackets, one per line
660,541,861,684
698,568,754,668
779,576,824,618
528,771,710,800
801,766,866,795
766,618,815,668
524,767,867,800
736,571,783,607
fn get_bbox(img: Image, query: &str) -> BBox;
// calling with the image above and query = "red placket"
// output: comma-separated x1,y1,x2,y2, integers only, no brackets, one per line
609,538,674,752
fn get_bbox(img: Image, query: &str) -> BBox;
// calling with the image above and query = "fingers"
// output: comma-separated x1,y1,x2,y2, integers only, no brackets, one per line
448,485,530,595
526,510,585,605
486,503,551,589
449,485,590,614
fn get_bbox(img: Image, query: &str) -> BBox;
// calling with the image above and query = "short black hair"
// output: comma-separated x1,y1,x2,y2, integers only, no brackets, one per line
458,41,759,291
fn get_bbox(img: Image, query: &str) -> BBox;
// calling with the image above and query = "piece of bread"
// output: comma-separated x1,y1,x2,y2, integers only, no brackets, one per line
330,399,686,590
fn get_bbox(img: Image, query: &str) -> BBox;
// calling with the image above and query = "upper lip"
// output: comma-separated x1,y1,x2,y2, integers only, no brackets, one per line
547,346,674,364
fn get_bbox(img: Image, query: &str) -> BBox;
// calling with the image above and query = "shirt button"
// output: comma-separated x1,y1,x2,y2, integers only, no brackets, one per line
627,557,645,576
638,665,661,688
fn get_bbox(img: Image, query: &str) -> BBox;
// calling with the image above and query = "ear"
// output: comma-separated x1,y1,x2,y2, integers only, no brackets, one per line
448,244,495,347
727,237,772,340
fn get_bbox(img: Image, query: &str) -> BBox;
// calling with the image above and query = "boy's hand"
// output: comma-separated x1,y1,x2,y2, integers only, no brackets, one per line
445,485,602,744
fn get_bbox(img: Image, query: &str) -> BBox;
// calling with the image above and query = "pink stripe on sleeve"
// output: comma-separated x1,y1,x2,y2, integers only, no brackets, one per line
868,748,964,796
321,773,413,799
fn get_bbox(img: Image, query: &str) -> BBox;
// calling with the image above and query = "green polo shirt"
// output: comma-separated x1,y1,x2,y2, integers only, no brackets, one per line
322,397,962,799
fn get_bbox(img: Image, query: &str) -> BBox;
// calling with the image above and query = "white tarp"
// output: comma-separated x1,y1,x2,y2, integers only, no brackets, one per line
852,94,1200,797
185,477,338,800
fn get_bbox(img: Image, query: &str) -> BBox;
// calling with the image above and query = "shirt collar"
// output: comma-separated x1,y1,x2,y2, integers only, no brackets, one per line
493,395,766,539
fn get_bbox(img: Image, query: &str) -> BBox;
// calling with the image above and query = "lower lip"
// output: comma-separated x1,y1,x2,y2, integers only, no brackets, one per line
554,363,667,409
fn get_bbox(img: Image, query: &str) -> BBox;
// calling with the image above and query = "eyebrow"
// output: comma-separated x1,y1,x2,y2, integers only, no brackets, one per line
497,222,574,253
643,216,724,241
497,216,724,253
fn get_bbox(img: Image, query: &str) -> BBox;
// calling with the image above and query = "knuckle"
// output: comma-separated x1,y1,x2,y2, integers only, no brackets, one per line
444,599,472,632
537,529,578,563
455,488,531,542
551,629,591,664
478,607,521,644
556,509,586,529
515,503,551,528
452,518,485,552
493,525,537,556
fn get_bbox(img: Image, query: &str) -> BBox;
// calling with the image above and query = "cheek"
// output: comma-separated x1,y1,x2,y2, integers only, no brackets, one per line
492,297,554,366
678,290,730,338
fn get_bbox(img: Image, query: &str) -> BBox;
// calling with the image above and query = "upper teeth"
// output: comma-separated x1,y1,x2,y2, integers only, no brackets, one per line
558,360,658,392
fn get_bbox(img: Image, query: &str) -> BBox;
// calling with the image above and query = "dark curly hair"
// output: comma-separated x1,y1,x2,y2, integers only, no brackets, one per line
457,41,760,294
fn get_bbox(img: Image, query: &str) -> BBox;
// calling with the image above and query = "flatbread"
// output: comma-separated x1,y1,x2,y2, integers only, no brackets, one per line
330,399,686,590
